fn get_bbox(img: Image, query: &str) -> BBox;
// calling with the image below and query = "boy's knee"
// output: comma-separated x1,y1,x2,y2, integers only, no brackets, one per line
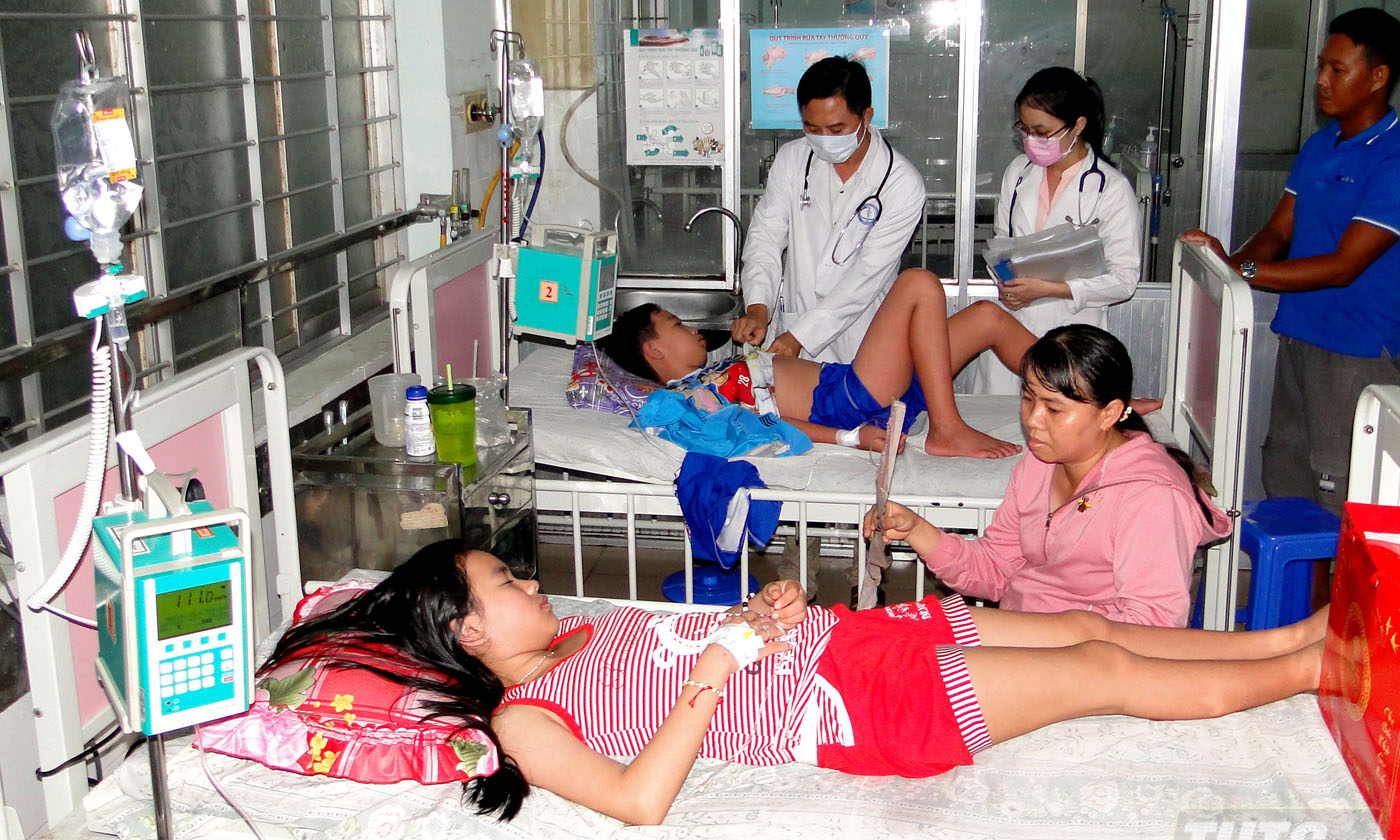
894,268,946,302
1062,609,1111,642
963,299,1003,324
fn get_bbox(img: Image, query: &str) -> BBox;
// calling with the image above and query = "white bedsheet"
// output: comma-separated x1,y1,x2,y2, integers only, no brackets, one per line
82,595,1377,840
510,344,1022,498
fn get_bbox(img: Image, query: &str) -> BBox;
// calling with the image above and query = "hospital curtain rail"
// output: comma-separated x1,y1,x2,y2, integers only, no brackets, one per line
0,1,406,444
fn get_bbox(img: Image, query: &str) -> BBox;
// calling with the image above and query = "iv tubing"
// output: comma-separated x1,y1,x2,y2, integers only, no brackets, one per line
476,141,518,229
519,134,546,239
27,319,114,620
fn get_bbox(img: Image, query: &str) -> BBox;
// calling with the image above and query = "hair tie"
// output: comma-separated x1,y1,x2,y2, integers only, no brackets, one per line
1120,405,1133,422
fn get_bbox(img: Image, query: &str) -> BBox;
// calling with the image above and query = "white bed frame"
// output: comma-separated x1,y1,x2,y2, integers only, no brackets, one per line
1350,384,1400,506
392,239,1254,623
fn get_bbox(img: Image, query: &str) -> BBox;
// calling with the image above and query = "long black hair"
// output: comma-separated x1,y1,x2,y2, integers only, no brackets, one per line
1021,325,1214,518
262,539,529,820
1015,67,1108,160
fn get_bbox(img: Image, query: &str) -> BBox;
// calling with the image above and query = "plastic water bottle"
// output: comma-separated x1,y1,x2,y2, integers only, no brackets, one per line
403,385,436,457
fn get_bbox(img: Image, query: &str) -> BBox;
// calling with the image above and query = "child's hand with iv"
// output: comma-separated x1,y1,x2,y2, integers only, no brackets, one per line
754,580,807,630
863,500,943,557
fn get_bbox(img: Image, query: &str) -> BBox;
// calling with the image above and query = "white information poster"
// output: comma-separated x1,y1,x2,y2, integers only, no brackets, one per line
623,29,725,166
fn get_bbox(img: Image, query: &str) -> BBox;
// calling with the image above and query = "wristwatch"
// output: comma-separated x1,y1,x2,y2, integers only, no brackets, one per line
1239,259,1257,281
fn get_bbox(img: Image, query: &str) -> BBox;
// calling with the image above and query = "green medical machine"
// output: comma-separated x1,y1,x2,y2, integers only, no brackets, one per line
94,480,253,736
513,225,618,344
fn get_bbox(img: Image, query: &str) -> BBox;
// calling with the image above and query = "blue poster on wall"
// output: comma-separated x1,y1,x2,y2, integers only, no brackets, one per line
749,28,890,130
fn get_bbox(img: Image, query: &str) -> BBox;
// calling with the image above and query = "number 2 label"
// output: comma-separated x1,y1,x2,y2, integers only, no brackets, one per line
540,281,559,303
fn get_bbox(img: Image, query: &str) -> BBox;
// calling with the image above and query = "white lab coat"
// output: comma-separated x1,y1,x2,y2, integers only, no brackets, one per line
973,150,1143,394
741,127,924,364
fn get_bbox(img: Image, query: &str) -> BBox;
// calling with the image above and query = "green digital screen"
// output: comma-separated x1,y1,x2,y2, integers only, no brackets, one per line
155,580,231,640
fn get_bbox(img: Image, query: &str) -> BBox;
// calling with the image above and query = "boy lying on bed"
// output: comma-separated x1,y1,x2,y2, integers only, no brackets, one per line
601,267,1036,459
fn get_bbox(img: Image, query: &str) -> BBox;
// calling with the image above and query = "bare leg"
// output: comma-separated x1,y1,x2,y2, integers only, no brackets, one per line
850,270,1031,459
963,639,1321,745
965,604,1329,660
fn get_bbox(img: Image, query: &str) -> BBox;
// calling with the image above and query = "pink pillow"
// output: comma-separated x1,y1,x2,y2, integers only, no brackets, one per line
194,580,498,785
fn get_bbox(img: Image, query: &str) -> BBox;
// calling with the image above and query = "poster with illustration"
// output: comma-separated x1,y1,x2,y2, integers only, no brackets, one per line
624,29,725,165
748,28,889,130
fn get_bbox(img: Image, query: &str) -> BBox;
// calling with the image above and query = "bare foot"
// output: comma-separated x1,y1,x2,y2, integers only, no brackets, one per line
1301,639,1324,693
925,424,1022,459
1130,397,1163,416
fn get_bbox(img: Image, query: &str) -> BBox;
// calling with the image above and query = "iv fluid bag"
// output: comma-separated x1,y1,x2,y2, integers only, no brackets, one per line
507,57,544,140
51,74,144,265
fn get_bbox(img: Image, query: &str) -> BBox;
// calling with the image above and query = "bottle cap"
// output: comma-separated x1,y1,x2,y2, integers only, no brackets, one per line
428,383,475,403
406,385,428,399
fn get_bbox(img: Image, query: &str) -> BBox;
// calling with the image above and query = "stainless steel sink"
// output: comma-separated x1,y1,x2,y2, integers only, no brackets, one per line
614,288,742,330
613,288,742,351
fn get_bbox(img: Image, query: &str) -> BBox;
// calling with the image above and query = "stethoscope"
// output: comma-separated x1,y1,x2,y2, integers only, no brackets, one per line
799,134,895,265
1006,145,1107,237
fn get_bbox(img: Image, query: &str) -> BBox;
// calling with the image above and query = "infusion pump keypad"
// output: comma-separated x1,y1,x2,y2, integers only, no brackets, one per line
155,631,236,711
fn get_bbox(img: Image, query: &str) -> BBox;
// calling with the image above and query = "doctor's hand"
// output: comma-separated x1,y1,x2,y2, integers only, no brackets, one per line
767,331,804,357
998,277,1065,310
732,304,770,346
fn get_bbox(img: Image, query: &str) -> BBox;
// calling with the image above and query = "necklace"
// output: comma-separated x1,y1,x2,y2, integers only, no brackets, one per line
514,649,557,685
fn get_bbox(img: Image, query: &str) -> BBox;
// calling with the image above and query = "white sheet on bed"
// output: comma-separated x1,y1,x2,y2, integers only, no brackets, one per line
511,344,1022,498
82,594,1378,840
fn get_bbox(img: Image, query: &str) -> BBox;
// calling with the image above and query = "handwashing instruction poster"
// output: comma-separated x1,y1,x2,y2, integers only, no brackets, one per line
749,28,889,130
624,29,725,166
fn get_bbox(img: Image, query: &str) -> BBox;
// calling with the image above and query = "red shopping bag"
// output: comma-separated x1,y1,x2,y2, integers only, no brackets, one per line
1319,502,1400,839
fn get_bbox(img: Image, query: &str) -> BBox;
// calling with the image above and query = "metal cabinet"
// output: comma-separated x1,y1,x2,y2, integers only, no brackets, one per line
292,408,538,584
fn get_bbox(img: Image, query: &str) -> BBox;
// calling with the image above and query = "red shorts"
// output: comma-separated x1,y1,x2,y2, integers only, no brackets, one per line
815,594,992,777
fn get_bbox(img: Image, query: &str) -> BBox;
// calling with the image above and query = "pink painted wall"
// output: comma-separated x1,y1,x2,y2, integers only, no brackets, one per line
431,264,492,379
51,415,232,725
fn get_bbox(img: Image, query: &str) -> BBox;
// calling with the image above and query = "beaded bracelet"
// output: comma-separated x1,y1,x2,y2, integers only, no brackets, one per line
682,680,725,707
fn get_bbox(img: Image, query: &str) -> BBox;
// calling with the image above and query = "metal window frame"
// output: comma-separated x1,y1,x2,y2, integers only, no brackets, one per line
0,0,405,435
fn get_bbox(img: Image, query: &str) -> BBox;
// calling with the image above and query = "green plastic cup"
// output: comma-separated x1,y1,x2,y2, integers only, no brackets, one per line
427,383,476,467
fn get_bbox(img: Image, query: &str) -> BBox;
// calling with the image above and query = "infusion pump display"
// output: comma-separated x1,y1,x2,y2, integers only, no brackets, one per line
155,580,231,639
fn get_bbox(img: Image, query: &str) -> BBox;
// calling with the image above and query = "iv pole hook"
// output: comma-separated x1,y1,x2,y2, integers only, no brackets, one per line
74,30,97,84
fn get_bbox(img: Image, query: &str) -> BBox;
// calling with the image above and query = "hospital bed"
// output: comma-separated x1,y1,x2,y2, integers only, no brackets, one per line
66,244,1392,838
388,237,1254,618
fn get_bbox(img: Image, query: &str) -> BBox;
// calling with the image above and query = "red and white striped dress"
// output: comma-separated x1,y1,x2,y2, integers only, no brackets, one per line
499,606,842,764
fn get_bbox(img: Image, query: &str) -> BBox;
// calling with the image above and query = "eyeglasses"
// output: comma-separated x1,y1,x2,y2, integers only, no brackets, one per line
1013,121,1071,140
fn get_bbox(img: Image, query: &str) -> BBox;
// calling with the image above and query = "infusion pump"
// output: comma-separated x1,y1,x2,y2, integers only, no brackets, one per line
94,495,253,736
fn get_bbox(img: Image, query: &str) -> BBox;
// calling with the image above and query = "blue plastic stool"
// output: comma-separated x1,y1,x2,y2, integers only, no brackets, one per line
1191,497,1341,629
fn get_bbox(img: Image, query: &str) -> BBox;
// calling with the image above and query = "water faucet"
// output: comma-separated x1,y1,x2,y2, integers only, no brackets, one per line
612,198,664,234
684,206,745,289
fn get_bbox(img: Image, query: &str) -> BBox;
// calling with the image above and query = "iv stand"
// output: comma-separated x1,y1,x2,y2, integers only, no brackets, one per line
490,26,525,406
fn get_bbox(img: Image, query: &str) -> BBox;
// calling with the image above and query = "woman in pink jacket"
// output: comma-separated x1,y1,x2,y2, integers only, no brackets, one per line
867,324,1230,627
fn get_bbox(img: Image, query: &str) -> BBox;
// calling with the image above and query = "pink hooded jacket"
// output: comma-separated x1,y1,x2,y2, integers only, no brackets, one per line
921,431,1232,627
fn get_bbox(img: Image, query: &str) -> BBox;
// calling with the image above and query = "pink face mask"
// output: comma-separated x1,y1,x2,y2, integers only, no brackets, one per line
1025,131,1077,167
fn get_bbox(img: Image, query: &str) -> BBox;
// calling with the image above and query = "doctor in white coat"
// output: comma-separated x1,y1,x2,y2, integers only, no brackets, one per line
974,67,1142,394
733,57,924,365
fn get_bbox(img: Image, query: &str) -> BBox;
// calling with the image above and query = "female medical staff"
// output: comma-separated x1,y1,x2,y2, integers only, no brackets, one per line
974,67,1142,394
733,57,925,365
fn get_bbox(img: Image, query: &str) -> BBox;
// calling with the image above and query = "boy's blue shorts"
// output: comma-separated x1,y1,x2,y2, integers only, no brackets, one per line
808,363,927,434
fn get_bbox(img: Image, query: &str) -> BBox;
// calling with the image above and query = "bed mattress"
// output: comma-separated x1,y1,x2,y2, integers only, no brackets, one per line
81,595,1378,840
509,344,1022,499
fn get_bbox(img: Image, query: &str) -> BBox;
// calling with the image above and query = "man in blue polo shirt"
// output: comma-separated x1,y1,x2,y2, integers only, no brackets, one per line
1182,7,1400,514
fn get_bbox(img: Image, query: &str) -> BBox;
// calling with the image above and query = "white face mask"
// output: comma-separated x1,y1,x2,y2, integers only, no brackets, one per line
805,123,865,164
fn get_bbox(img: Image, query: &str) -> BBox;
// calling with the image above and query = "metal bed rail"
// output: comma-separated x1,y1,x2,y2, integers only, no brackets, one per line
536,477,1001,605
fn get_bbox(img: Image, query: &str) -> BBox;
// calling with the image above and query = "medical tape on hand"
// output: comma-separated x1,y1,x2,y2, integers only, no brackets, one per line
835,427,862,448
648,614,766,671
708,622,766,670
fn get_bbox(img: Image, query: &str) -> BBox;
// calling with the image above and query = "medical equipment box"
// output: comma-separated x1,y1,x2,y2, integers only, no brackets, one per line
513,225,617,344
1319,502,1400,839
94,501,253,736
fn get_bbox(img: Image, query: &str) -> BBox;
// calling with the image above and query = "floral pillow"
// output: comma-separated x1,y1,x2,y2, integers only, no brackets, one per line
194,580,498,785
565,342,658,416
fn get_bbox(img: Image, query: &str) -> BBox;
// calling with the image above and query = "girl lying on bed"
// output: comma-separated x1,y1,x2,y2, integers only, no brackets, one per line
263,540,1326,826
864,324,1229,627
601,267,1037,459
